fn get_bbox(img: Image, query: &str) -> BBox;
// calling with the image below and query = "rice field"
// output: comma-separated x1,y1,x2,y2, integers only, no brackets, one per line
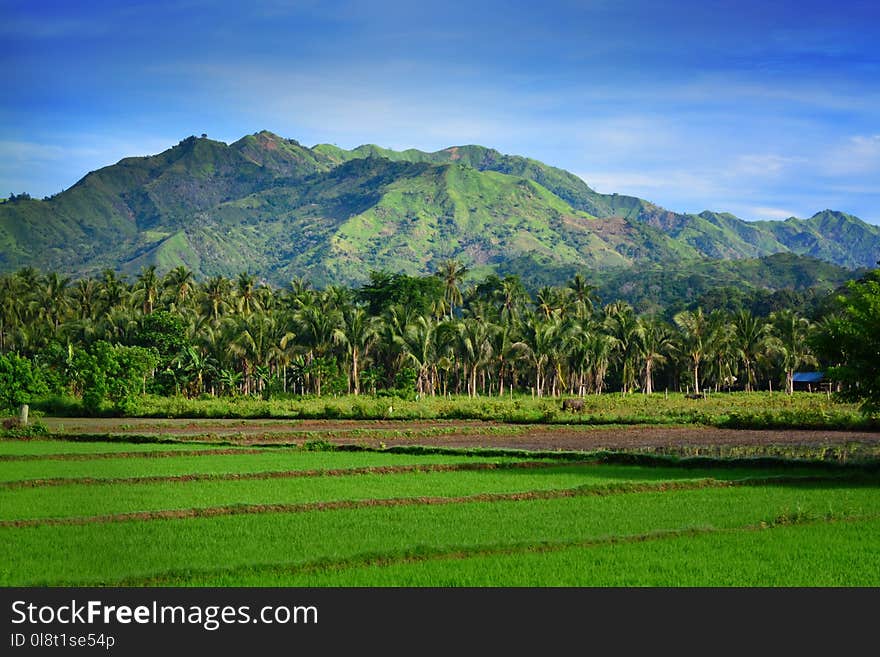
1,436,878,587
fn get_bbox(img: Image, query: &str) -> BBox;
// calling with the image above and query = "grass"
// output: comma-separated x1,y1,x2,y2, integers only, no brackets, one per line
0,440,238,457
2,480,878,585
32,391,875,430
0,462,831,521
235,516,880,587
2,421,878,587
0,449,525,483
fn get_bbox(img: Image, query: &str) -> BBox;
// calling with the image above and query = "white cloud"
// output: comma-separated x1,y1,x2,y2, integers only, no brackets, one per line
748,206,798,220
730,154,803,177
822,134,880,175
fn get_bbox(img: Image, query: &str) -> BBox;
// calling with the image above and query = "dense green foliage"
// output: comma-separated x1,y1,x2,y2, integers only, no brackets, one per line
2,263,875,416
812,269,880,413
2,131,878,286
0,352,46,411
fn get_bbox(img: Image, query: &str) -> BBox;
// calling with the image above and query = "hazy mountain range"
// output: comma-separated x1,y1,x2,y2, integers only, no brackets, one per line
2,130,878,292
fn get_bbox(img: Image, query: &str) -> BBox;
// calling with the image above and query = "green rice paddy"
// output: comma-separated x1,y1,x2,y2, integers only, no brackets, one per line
1,437,877,587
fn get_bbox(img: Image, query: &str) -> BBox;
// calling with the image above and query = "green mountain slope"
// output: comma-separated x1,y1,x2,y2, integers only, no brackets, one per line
315,142,880,270
1,131,878,288
176,157,700,286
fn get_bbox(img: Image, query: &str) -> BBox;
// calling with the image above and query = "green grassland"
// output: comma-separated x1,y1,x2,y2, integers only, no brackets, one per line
2,462,828,522
0,434,877,586
0,440,235,456
37,391,872,430
249,516,880,587
0,447,524,482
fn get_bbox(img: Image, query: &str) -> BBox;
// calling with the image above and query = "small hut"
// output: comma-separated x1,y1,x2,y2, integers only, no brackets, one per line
792,371,827,393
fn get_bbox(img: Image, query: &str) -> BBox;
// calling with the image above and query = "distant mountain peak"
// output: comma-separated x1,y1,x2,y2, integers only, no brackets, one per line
1,131,878,284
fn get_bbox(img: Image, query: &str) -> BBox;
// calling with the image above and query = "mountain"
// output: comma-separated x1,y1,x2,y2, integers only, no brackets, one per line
1,130,878,288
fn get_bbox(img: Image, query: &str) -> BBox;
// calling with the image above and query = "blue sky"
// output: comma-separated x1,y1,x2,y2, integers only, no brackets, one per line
2,0,879,223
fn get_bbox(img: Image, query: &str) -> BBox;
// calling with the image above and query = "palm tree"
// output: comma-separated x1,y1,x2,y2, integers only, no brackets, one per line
706,309,735,392
435,260,468,320
395,315,437,396
235,273,261,317
175,345,217,396
0,274,26,352
489,321,525,397
225,312,279,395
769,309,817,394
294,300,342,395
455,317,494,397
333,306,378,395
567,273,599,319
200,276,232,323
604,301,640,393
497,276,528,325
98,269,129,314
519,314,560,397
732,310,769,392
36,272,72,332
163,266,195,310
132,266,160,315
585,331,618,395
636,316,674,395
72,278,100,321
673,307,710,395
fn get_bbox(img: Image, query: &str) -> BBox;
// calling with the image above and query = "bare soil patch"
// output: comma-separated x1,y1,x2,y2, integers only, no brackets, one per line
36,418,880,451
315,425,880,452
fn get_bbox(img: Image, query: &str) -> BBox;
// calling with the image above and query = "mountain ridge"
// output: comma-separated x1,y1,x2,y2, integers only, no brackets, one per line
1,130,878,287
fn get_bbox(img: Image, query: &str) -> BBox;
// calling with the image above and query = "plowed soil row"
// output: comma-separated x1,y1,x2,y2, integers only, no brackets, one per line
19,424,880,452
315,426,880,451
40,418,492,435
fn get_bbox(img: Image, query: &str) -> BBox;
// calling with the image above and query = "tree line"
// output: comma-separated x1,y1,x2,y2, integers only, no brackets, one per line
0,261,877,413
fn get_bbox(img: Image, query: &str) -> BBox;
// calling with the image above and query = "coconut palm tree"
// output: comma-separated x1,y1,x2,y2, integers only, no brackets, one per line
635,316,674,395
200,276,232,323
132,266,160,315
333,306,379,395
732,310,769,392
235,273,261,317
434,260,468,320
36,272,72,332
567,273,599,319
72,278,100,322
585,331,618,395
98,269,130,315
604,301,640,393
489,321,525,397
519,313,561,397
163,266,195,311
769,309,817,394
395,315,437,396
455,317,494,397
706,310,736,392
673,307,710,395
